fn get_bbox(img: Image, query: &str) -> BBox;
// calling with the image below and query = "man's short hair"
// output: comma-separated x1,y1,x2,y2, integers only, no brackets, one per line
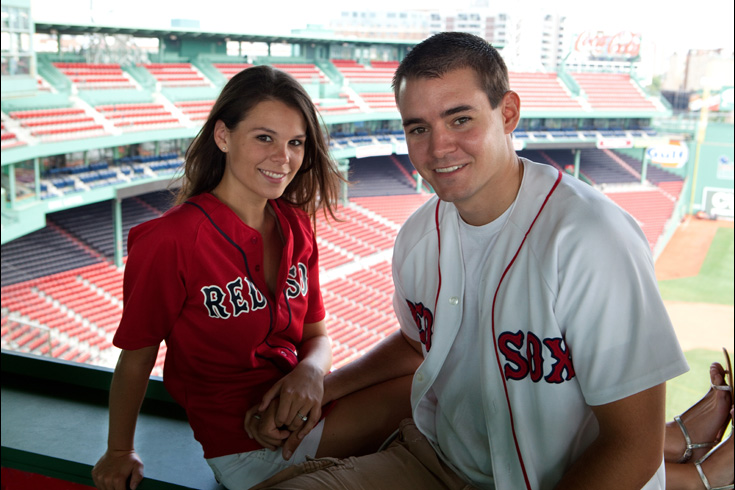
392,32,509,109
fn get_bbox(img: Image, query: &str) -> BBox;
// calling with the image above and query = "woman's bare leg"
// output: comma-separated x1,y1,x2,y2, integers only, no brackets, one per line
664,363,732,463
666,410,733,490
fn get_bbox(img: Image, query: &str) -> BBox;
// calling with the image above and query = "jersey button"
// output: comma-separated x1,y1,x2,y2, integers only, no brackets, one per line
251,237,258,244
415,372,425,383
255,265,261,272
449,296,459,305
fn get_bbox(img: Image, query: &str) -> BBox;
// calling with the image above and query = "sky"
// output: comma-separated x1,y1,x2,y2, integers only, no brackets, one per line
30,0,735,57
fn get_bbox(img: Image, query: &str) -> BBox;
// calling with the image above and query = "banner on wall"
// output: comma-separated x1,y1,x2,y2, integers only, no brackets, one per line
716,155,734,180
646,141,689,169
596,136,633,149
573,31,642,60
702,187,734,218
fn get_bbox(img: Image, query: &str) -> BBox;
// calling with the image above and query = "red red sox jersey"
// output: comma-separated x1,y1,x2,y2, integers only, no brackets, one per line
113,192,325,459
392,159,688,490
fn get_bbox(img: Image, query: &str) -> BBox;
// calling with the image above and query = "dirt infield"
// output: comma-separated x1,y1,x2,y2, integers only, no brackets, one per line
655,216,735,353
656,216,734,281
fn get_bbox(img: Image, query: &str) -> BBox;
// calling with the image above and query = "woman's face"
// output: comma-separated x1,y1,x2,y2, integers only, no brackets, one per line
214,99,307,207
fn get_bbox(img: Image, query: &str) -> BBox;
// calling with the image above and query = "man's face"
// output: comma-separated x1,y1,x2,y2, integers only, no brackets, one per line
397,67,520,225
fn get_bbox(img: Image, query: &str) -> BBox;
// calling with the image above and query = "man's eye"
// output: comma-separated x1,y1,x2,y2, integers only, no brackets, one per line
409,127,427,135
454,117,470,125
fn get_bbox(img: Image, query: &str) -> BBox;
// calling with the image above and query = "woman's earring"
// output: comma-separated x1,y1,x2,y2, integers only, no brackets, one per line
222,147,227,151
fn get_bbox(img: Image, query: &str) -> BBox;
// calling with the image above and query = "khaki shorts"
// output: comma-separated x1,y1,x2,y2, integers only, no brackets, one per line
250,418,476,490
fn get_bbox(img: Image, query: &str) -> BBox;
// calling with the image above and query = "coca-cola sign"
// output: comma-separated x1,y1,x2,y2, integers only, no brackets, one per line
574,31,642,59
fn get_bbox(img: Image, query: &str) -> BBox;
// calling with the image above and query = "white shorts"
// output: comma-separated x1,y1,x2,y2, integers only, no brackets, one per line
206,418,325,490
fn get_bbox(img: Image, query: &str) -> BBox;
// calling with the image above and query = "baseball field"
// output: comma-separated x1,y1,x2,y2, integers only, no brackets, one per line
656,216,735,422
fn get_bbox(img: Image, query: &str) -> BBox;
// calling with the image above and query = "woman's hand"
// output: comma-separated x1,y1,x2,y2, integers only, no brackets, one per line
258,362,325,441
92,448,145,490
249,321,332,459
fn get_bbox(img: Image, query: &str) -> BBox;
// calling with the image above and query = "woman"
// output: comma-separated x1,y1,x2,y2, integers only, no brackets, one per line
92,65,417,490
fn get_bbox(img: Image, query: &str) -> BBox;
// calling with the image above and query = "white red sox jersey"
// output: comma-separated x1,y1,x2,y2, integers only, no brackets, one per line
114,192,325,459
392,158,688,490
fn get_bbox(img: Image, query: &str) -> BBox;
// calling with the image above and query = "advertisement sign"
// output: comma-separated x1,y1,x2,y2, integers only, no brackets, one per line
596,136,633,149
717,155,734,180
573,31,642,59
689,87,734,112
702,187,734,218
646,141,689,168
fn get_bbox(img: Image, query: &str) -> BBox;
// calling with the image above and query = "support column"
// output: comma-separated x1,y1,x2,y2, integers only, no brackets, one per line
641,150,649,185
573,149,581,179
8,164,17,208
337,159,350,206
113,198,124,268
34,157,41,199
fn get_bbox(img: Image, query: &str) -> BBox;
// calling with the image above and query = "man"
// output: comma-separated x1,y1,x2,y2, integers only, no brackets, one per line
252,32,689,490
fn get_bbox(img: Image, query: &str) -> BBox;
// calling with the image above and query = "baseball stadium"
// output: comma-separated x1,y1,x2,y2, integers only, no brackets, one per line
1,2,733,488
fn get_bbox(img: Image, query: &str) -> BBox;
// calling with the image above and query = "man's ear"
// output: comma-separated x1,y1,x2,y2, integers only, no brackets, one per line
501,91,521,134
213,120,228,150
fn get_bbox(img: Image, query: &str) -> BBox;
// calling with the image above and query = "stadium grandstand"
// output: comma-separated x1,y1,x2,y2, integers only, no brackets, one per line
2,8,725,488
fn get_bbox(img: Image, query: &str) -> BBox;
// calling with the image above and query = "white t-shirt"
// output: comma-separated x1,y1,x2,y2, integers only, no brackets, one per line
432,204,513,487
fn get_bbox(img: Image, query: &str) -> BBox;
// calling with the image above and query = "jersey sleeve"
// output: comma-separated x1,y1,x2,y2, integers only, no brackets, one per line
392,230,422,344
113,219,188,350
555,203,688,406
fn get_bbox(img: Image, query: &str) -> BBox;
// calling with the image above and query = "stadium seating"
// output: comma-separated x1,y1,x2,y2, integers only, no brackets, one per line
174,100,214,121
211,62,254,80
141,63,211,87
605,188,678,249
510,72,584,111
571,73,658,111
345,155,418,197
314,93,363,115
7,106,107,141
358,92,397,111
271,63,330,84
53,62,138,90
96,102,183,131
331,59,396,84
0,119,27,150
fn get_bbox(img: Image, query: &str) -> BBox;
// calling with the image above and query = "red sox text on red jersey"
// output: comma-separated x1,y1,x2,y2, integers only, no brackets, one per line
201,263,308,319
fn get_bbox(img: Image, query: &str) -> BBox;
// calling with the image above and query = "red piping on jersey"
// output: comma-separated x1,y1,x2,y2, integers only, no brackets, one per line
433,168,562,489
433,201,442,315
490,169,562,489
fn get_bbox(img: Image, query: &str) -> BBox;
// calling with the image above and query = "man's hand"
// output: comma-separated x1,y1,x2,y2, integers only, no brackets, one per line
244,402,291,451
92,448,144,490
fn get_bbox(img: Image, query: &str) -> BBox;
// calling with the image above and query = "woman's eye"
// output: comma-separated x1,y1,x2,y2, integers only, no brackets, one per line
257,135,272,142
290,139,304,147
